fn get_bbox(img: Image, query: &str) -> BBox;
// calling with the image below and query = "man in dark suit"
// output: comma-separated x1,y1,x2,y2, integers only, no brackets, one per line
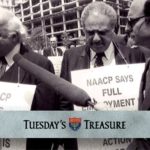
43,36,63,57
60,2,146,149
125,0,150,149
61,1,145,83
0,7,69,150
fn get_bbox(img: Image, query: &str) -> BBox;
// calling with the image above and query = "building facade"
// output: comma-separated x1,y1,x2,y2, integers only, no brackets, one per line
0,0,15,10
14,0,132,46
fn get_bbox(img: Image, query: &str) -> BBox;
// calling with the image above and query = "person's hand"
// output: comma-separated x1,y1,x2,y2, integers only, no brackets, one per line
93,101,111,111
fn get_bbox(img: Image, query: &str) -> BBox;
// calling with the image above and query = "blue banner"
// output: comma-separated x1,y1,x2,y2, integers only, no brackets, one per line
0,111,149,138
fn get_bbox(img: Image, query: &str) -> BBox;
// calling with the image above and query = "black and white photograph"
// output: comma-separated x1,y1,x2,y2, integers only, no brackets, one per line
0,0,150,149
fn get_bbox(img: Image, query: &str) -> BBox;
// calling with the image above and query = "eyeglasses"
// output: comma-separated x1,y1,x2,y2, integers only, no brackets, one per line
128,16,145,28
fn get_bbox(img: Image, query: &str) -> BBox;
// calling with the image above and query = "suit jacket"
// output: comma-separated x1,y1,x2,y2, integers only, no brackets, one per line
1,44,59,110
61,37,146,83
115,34,150,60
43,46,63,57
127,58,150,150
131,46,150,60
60,38,146,111
0,44,69,150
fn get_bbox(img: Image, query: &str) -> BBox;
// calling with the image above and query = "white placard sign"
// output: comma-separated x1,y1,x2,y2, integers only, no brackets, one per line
0,139,26,150
71,63,144,150
0,82,36,150
0,82,36,111
48,56,63,76
71,63,145,111
78,138,132,150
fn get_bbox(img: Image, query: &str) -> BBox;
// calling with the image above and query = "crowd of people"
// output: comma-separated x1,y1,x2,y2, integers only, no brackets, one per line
0,0,150,149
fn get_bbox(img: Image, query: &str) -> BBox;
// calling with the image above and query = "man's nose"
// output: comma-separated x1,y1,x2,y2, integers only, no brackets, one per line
93,32,101,42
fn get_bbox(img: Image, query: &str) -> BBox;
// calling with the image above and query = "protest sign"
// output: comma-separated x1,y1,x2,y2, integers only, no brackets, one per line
78,138,132,150
0,82,36,111
48,56,63,76
0,82,36,150
0,139,26,150
71,63,145,111
71,63,145,149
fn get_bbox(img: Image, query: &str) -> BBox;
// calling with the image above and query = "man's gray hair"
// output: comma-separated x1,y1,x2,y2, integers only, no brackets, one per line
81,1,117,28
0,7,28,40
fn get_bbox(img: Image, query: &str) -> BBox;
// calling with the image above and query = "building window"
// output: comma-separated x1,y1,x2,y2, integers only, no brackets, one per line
45,27,51,33
33,21,41,28
32,0,40,6
22,1,29,9
120,17,127,25
15,5,21,12
66,22,78,30
119,0,130,8
106,0,116,3
33,13,41,19
64,0,76,3
54,25,63,32
25,23,32,30
79,0,92,6
120,9,128,17
32,6,40,13
53,16,63,24
24,9,30,16
65,12,77,21
120,27,125,34
51,0,61,7
45,19,50,26
24,16,31,21
43,3,49,10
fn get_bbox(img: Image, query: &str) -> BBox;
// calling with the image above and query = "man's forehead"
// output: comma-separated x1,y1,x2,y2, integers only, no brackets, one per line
50,37,57,42
91,10,99,16
128,0,146,18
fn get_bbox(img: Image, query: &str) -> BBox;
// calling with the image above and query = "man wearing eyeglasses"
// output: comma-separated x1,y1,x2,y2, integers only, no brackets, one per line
126,0,150,149
126,0,150,59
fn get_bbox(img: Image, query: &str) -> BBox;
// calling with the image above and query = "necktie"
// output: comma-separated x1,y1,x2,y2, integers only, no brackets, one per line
94,53,104,67
0,57,7,78
53,48,57,56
